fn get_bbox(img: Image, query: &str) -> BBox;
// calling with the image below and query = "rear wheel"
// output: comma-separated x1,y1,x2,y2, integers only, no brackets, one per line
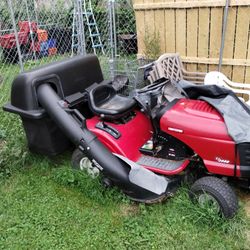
189,176,238,218
71,148,100,178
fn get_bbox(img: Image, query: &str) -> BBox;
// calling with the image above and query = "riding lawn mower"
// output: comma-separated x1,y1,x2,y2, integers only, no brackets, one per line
4,54,250,219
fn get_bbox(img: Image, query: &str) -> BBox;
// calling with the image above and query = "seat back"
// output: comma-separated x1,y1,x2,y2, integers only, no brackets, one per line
148,53,206,84
154,53,184,81
204,71,250,104
92,85,116,107
88,84,136,119
204,71,227,87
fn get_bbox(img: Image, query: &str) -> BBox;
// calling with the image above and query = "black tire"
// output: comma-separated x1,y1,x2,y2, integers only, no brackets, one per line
189,176,238,218
71,148,100,178
71,148,85,170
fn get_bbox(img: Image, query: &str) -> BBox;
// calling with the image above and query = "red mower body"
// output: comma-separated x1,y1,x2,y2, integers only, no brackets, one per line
4,55,245,217
159,99,240,177
87,98,241,178
87,111,152,162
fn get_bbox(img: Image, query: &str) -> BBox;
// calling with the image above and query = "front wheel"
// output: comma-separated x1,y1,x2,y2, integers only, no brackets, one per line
189,176,238,218
71,148,100,178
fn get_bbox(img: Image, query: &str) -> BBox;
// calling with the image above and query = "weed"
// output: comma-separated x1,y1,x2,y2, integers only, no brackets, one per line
143,29,161,60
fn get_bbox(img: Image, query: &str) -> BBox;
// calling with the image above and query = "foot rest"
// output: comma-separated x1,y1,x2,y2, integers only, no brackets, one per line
137,155,188,171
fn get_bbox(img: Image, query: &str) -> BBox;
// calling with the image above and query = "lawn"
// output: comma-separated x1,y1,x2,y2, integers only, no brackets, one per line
0,59,250,250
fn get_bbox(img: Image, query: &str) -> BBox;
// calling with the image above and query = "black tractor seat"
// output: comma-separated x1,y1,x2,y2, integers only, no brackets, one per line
87,83,136,119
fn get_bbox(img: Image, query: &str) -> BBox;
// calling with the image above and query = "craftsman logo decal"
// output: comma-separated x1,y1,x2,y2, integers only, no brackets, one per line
168,127,183,133
215,157,230,164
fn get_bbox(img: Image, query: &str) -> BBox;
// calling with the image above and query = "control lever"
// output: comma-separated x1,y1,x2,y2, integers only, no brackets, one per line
95,122,121,139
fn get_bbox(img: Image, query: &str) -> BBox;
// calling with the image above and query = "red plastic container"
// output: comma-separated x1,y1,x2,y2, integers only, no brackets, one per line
37,29,48,42
48,47,57,56
18,21,37,33
0,32,28,49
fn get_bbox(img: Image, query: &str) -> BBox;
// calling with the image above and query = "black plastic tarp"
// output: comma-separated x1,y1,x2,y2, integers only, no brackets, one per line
181,83,250,144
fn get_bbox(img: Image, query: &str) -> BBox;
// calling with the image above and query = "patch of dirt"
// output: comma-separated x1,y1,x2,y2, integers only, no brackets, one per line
119,203,140,217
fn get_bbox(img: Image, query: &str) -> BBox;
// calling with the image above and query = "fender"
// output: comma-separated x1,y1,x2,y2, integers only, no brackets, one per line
159,99,240,177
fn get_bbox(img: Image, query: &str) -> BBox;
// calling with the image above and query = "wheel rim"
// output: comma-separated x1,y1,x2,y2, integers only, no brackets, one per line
198,193,221,213
79,157,100,178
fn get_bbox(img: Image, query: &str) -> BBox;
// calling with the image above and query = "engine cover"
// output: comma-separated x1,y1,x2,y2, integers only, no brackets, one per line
159,99,240,177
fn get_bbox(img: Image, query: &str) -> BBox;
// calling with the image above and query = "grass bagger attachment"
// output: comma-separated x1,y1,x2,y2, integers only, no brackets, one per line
4,54,249,218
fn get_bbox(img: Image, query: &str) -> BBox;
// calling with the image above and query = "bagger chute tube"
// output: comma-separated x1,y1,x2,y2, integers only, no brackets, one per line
4,54,247,219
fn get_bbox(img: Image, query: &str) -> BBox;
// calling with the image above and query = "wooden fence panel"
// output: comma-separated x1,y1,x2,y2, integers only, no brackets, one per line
144,9,155,35
186,8,198,71
208,8,223,72
245,44,250,83
197,8,209,73
175,0,186,57
154,8,166,53
232,7,249,83
135,10,145,55
133,0,250,84
221,7,237,79
165,9,175,52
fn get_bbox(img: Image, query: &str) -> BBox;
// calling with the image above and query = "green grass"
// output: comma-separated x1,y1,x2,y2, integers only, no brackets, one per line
0,162,248,250
0,58,249,250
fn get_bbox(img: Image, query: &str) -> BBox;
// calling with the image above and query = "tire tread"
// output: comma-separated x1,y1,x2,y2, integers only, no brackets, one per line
190,176,238,218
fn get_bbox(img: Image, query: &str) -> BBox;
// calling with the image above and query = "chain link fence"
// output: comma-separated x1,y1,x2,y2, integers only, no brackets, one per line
0,0,137,78
0,0,138,93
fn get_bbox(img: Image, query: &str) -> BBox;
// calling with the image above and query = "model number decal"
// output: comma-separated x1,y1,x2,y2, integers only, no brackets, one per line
168,127,183,133
215,157,230,164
